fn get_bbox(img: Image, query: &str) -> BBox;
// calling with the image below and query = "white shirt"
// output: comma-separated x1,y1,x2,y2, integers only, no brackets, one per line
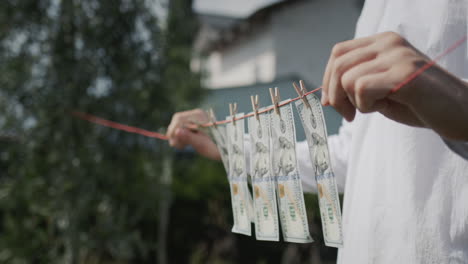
299,0,468,263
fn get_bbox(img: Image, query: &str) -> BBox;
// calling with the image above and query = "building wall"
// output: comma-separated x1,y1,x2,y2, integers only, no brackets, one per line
201,0,362,90
203,24,276,89
198,0,362,136
272,0,361,86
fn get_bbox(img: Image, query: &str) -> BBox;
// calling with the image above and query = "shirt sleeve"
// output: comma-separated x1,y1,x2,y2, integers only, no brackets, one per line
442,78,468,160
443,138,468,160
328,119,354,192
298,118,354,193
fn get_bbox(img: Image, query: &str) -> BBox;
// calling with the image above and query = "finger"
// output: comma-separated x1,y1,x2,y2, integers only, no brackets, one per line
353,71,393,113
167,113,186,141
329,93,357,122
176,127,221,160
332,36,375,57
329,46,379,107
167,109,208,140
321,55,334,105
329,65,356,120
171,127,206,149
322,37,374,105
328,72,357,122
341,60,389,106
169,127,186,149
186,109,210,126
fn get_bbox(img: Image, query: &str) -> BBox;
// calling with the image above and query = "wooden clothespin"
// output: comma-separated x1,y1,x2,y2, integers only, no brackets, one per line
250,95,260,121
229,102,238,125
208,108,217,127
293,80,311,109
269,87,281,116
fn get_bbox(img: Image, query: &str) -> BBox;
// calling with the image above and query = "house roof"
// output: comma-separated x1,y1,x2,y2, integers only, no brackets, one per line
194,0,282,19
195,0,303,53
197,13,241,31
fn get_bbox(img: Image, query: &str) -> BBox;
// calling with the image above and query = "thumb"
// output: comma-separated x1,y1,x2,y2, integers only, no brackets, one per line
177,128,221,160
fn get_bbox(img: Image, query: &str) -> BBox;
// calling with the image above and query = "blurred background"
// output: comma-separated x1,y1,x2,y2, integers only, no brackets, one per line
0,0,363,263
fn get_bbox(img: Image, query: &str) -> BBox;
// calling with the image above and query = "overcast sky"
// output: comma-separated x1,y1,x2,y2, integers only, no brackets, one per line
193,0,282,17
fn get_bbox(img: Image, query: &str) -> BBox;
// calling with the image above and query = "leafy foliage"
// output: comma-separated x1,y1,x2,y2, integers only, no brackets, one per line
0,0,201,263
0,0,337,263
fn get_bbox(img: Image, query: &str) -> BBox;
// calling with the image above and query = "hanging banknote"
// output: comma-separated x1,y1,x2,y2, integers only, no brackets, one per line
226,114,252,236
295,93,343,248
209,124,229,173
210,114,254,224
270,103,313,243
248,110,280,241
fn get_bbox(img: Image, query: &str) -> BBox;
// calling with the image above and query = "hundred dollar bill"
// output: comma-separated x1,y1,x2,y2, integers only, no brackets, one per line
209,118,254,224
270,103,313,243
295,93,343,248
248,110,280,241
208,124,229,173
226,114,252,236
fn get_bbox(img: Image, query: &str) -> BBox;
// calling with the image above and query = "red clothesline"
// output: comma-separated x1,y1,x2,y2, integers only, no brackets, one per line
72,111,169,140
71,85,323,141
73,35,467,141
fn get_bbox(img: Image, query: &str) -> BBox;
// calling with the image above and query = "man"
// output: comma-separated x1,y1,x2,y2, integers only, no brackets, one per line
167,0,468,262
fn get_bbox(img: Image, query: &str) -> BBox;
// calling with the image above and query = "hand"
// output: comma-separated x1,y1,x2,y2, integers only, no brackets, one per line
166,109,221,160
322,31,468,140
322,31,428,126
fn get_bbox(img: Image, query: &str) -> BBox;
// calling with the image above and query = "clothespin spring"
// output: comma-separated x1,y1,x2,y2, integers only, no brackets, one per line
293,80,311,109
229,103,238,125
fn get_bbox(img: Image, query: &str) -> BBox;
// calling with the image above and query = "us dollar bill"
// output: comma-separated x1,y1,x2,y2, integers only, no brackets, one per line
270,103,313,243
226,114,252,236
295,93,343,248
248,110,280,241
210,120,254,224
209,125,229,173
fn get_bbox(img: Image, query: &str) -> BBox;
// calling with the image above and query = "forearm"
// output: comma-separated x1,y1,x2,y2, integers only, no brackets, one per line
321,32,468,141
401,65,468,141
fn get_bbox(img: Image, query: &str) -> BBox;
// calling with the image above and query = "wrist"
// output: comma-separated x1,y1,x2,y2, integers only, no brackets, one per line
399,63,468,140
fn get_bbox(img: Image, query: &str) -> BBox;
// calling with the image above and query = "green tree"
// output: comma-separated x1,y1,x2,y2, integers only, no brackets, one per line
0,0,202,263
0,0,338,263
